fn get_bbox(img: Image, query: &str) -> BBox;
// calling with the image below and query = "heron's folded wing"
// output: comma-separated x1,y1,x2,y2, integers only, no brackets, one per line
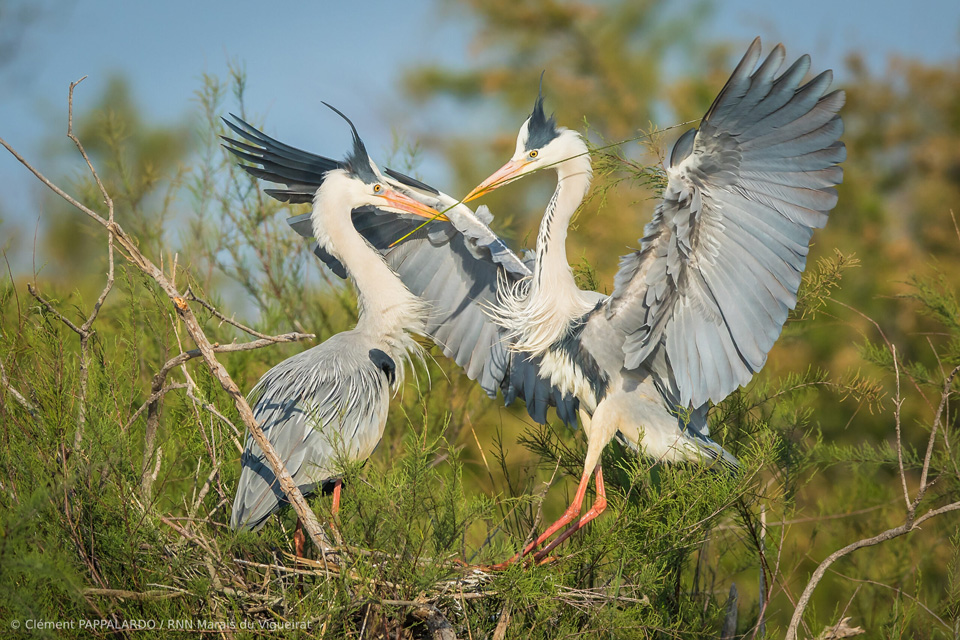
231,343,386,531
605,38,845,407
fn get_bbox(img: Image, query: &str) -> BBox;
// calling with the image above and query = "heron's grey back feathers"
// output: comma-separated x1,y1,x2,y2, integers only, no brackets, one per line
230,332,393,531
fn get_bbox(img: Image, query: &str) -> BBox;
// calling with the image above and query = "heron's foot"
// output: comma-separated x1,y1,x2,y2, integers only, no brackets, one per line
478,527,568,571
475,466,607,570
485,557,523,572
513,465,606,565
532,471,607,562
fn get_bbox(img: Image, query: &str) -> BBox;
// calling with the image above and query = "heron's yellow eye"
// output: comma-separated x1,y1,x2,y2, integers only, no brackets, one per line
373,184,382,193
528,150,538,159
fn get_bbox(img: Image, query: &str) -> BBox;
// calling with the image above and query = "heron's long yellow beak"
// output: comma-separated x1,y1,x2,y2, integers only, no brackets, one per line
379,189,449,222
463,158,531,203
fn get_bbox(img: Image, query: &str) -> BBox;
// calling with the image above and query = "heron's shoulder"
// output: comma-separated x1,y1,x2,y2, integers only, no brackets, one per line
255,332,379,386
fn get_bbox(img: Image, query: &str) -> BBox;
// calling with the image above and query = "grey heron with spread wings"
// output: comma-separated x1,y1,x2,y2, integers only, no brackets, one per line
463,38,845,561
227,107,443,548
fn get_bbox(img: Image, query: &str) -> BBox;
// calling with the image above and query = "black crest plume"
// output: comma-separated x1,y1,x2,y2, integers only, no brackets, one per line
524,72,559,150
322,102,378,184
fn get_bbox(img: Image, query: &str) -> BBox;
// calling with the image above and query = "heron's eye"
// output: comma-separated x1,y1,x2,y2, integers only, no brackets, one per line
373,184,383,193
528,150,539,159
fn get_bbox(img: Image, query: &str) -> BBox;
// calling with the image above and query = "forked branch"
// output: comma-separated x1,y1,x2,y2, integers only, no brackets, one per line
0,79,334,555
785,358,960,640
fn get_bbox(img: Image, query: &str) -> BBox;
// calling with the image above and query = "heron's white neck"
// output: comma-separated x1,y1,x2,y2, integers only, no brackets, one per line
312,180,425,354
533,150,593,300
492,141,596,354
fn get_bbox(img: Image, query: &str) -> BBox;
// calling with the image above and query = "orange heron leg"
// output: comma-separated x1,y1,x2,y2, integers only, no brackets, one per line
533,466,606,562
493,464,606,569
331,478,343,516
294,517,306,559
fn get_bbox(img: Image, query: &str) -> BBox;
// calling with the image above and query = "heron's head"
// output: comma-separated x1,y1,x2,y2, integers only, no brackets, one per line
464,82,587,202
321,103,447,221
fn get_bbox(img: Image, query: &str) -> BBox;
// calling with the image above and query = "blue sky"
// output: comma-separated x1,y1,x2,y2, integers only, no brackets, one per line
1,0,958,269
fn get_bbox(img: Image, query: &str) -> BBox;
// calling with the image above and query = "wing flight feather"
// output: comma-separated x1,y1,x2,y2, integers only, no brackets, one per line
606,38,845,406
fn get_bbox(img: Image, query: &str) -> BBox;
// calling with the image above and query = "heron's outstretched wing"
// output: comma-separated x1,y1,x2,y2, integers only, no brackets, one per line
606,38,845,407
221,115,344,203
291,208,577,426
383,170,530,278
231,338,388,531
223,116,578,426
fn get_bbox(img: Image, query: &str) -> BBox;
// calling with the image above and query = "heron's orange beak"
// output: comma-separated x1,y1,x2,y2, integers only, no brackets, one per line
379,189,449,222
463,159,531,203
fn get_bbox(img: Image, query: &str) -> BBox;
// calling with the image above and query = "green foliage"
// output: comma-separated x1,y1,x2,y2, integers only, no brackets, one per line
2,2,960,637
792,250,861,323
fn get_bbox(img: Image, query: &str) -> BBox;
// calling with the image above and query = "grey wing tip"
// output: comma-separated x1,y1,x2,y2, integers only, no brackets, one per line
221,114,257,140
310,241,348,279
229,494,276,532
287,213,314,237
716,447,740,473
225,112,255,129
670,128,698,166
696,439,740,473
264,188,314,204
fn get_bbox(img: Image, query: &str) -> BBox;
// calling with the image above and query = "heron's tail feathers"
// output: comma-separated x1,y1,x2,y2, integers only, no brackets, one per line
686,435,740,472
230,450,287,531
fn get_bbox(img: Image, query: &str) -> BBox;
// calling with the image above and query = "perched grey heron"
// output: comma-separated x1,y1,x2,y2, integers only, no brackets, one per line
464,38,845,560
226,107,445,547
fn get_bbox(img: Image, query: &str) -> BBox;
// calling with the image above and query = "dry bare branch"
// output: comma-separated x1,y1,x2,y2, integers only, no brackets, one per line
184,286,313,342
0,359,38,418
122,383,187,432
0,83,334,556
68,77,116,449
892,347,910,510
915,363,960,506
491,602,511,640
785,501,960,639
785,354,960,640
816,617,865,639
26,283,83,334
139,332,311,500
17,79,120,451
